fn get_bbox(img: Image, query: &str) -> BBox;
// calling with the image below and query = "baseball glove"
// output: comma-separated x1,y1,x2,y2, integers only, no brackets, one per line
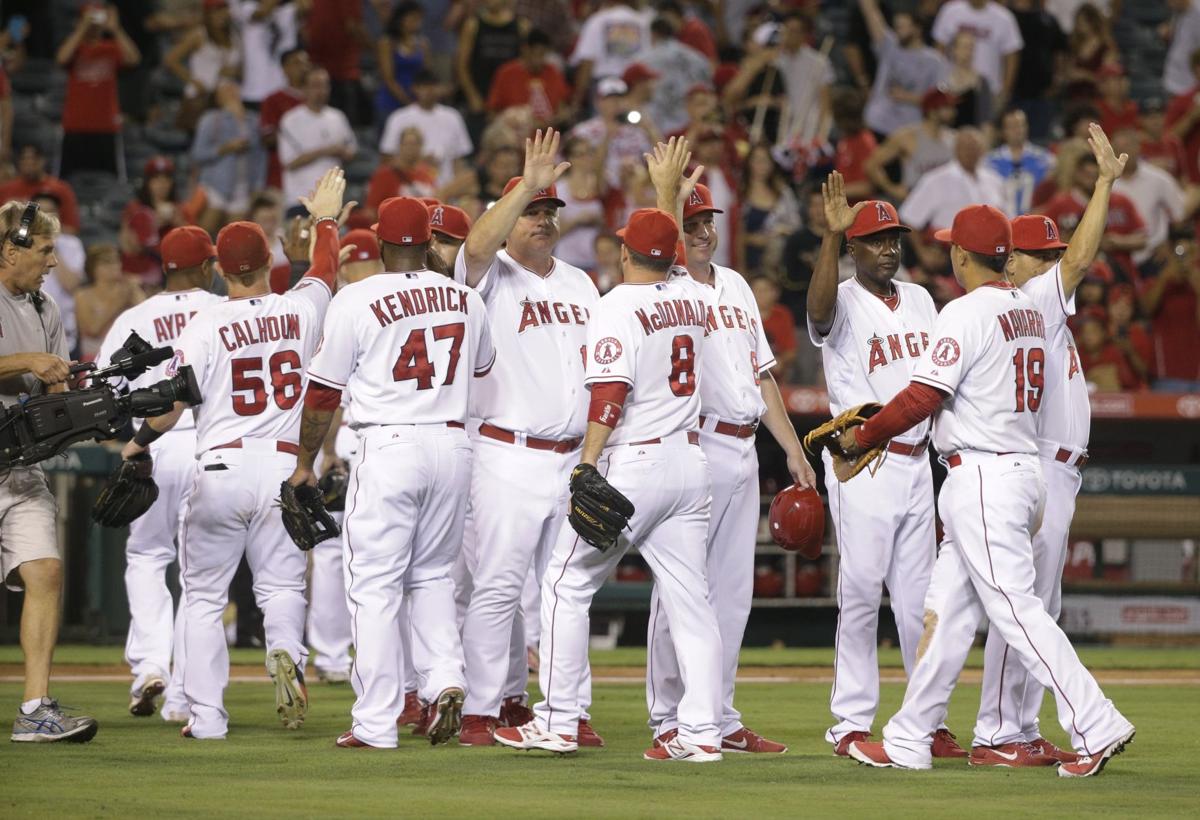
279,481,340,552
92,453,159,527
568,464,635,552
318,469,348,512
802,402,888,482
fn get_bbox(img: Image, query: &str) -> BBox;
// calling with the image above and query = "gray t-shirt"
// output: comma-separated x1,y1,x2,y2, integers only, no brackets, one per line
864,32,948,136
0,286,69,408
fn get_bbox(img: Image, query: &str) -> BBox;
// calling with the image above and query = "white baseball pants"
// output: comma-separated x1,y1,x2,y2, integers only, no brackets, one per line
534,433,721,747
307,518,353,677
974,454,1081,747
883,453,1132,768
343,424,470,747
824,449,936,745
646,427,758,737
179,441,309,739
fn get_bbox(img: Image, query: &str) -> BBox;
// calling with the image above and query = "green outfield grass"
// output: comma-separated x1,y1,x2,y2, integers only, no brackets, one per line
0,646,1196,818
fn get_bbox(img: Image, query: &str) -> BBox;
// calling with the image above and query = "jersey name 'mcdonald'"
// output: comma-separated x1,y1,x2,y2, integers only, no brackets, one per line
997,308,1047,341
371,284,469,328
218,313,301,351
867,331,930,374
516,298,590,333
635,298,708,336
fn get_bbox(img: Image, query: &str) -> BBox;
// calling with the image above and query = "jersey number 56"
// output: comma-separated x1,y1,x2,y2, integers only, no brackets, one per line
231,351,303,416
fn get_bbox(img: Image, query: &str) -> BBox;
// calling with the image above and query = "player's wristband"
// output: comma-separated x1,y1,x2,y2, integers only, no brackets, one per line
133,423,165,447
313,216,339,229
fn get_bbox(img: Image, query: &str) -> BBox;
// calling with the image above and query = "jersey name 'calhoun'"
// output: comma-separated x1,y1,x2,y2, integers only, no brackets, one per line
218,313,301,351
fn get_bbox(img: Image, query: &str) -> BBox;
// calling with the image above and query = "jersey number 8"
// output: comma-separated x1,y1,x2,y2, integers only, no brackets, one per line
668,335,697,397
231,351,303,416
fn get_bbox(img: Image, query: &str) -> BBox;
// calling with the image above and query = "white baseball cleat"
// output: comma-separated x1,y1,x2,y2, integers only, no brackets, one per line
494,721,579,754
129,673,167,717
266,650,308,730
643,735,723,763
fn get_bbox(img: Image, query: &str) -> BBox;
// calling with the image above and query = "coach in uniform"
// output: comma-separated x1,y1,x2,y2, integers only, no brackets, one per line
0,201,98,743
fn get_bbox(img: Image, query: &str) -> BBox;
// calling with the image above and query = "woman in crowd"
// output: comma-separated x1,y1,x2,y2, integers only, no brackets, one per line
163,0,241,131
737,143,800,272
1063,3,1117,102
943,31,992,128
120,156,182,291
76,244,146,362
191,79,264,234
375,2,428,123
554,136,609,272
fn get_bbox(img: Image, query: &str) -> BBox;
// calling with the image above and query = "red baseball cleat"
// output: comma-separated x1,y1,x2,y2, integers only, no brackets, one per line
969,741,1055,767
577,718,605,747
643,736,722,763
833,730,871,757
653,728,678,748
1057,728,1135,778
931,729,968,758
459,715,500,747
494,721,578,754
411,703,432,737
397,690,422,727
1028,736,1079,764
722,727,788,754
847,740,900,768
499,695,534,728
336,730,371,748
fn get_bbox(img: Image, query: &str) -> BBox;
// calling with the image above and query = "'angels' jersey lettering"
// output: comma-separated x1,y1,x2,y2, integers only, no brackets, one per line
808,278,938,446
307,270,494,426
1021,263,1090,451
912,283,1045,456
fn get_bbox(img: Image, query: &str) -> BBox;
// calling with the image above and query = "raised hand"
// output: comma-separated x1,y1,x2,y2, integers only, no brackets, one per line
1089,123,1128,183
521,128,571,192
822,171,868,235
646,137,691,196
299,167,347,221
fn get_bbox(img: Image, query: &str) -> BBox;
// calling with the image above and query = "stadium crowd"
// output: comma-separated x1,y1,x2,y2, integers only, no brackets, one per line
0,0,1198,391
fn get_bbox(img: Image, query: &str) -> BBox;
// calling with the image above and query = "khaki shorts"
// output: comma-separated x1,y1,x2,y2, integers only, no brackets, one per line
0,466,61,590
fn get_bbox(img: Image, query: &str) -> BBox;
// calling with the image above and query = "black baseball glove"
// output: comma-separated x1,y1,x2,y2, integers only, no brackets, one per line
92,453,159,527
317,468,348,512
279,481,340,551
568,464,635,551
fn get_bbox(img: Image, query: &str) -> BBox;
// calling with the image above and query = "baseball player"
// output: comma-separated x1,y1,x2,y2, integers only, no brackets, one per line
454,129,602,746
287,197,494,749
842,204,1135,777
806,172,963,758
642,139,815,755
429,203,471,270
970,125,1128,766
495,207,724,761
123,168,348,740
97,226,222,720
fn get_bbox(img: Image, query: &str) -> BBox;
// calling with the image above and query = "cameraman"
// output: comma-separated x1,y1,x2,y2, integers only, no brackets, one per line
0,201,98,743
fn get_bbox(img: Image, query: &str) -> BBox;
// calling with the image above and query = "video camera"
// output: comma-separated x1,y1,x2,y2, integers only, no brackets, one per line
0,332,202,468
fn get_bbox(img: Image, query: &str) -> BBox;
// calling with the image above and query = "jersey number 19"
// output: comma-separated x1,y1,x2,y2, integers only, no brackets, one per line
1012,348,1045,413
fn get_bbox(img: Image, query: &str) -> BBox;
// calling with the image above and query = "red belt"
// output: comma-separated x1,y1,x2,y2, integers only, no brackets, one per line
886,439,928,457
1056,447,1088,468
699,415,758,439
211,438,299,455
478,422,580,453
629,431,700,447
946,451,1013,468
447,421,465,429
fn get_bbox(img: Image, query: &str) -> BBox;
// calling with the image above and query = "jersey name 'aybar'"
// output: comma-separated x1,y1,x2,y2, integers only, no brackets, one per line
370,284,469,328
636,298,708,335
218,313,301,351
997,308,1046,341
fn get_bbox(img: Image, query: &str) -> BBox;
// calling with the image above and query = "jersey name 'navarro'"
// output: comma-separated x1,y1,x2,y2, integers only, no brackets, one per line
996,307,1047,341
370,284,469,327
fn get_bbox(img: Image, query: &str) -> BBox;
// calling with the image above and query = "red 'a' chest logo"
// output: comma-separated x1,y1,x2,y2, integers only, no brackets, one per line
867,334,887,373
1067,344,1080,379
867,331,929,374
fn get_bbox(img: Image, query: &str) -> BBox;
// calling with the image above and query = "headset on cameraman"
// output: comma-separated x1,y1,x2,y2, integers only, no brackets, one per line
6,202,52,350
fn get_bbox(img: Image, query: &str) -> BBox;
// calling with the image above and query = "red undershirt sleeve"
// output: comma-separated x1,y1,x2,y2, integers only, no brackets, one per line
304,380,343,412
588,381,630,428
855,382,947,449
302,218,340,291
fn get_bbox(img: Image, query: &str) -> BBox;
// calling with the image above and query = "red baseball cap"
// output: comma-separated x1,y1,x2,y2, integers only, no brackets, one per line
846,201,911,239
341,229,380,262
161,226,215,271
418,197,441,208
216,221,270,274
144,155,175,178
372,196,431,246
682,184,724,219
921,88,959,114
1011,214,1068,251
621,63,660,88
934,205,1012,255
502,176,567,208
617,208,678,262
428,204,472,240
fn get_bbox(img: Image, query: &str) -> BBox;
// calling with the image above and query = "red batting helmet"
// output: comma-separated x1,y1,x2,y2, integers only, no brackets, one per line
768,485,825,559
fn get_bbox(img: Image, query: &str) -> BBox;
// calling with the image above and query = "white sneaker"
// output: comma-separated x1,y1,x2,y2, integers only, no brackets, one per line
129,671,167,717
494,720,579,753
644,735,723,763
266,650,308,730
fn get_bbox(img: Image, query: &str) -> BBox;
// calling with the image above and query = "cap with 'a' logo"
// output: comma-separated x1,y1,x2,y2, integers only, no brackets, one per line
1010,214,1068,251
682,184,724,219
846,200,911,239
428,204,472,241
502,176,567,208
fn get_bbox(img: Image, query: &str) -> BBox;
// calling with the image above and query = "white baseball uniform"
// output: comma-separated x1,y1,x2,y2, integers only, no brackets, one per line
170,225,337,739
96,287,222,717
880,282,1132,767
307,268,494,747
974,264,1091,748
645,264,776,739
806,277,939,746
533,277,724,747
454,248,600,721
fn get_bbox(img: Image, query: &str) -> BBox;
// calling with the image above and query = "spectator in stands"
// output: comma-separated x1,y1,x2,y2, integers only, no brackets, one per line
163,0,241,131
229,0,299,109
589,232,622,295
1164,0,1200,97
570,78,653,190
774,13,835,143
621,63,662,137
831,88,878,203
865,89,957,202
1041,152,1148,281
987,107,1054,216
555,136,609,272
0,144,81,233
570,0,649,111
1111,128,1193,269
858,0,948,139
1096,65,1140,136
738,143,800,272
669,83,721,140
55,3,141,178
1008,0,1068,141
120,156,182,291
1062,2,1116,102
781,186,827,313
260,48,310,191
32,193,82,358
941,30,993,127
457,0,527,127
249,192,294,293
1165,48,1200,185
75,243,145,360
640,15,713,136
1139,97,1186,178
193,79,265,232
932,0,1023,113
0,45,11,165
305,0,367,125
1140,227,1200,391
691,136,735,267
278,67,356,212
487,30,571,128
1075,307,1142,391
750,274,797,377
655,1,717,64
375,1,428,122
379,70,472,185
1107,283,1154,390
1031,106,1098,206
477,144,522,205
365,126,438,217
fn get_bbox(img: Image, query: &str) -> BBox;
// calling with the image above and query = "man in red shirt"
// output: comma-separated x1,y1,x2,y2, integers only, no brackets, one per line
487,30,571,128
305,0,367,125
832,88,877,202
1139,231,1200,391
1040,154,1147,282
55,3,140,178
1165,48,1200,185
0,144,82,233
365,127,439,219
750,274,797,377
1096,64,1140,137
1140,97,1186,178
260,48,311,191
